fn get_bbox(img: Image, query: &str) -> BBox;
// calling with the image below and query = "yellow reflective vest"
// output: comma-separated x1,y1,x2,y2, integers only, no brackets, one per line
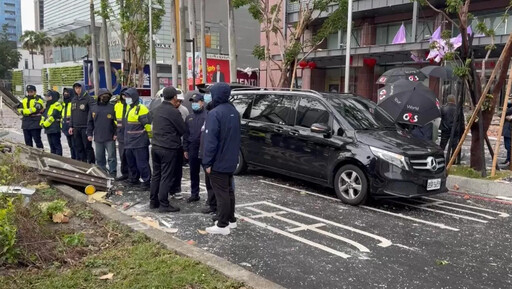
124,103,152,149
17,95,44,130
114,101,128,143
40,101,63,134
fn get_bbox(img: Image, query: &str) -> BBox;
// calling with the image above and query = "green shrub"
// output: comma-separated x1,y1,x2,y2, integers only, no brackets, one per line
45,200,67,216
0,194,20,265
62,233,85,247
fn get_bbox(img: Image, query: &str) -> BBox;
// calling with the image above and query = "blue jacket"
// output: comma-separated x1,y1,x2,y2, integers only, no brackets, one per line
503,107,512,138
184,108,207,158
202,83,241,173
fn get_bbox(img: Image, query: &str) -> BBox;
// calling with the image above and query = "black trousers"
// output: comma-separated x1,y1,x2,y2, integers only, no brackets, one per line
150,147,179,207
126,147,151,183
170,147,183,194
189,155,201,198
73,127,95,163
209,171,236,228
204,169,216,211
23,129,43,149
47,133,62,156
65,134,77,160
118,141,129,177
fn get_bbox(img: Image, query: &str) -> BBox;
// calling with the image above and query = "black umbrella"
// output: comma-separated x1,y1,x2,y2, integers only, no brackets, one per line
377,79,440,126
420,65,455,80
376,67,427,85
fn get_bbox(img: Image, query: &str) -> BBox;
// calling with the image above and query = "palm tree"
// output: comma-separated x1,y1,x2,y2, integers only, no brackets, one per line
63,32,80,61
20,30,38,69
53,36,66,62
34,31,52,63
80,34,92,57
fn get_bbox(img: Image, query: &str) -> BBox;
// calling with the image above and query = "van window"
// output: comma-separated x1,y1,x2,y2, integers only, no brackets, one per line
296,97,330,128
231,94,254,119
249,94,297,126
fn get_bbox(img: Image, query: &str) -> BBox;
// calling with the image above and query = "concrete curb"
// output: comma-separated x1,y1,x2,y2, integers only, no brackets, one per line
54,184,286,289
446,175,512,198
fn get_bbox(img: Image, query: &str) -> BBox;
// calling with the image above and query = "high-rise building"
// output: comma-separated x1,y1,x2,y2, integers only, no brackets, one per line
34,0,44,31
0,0,22,43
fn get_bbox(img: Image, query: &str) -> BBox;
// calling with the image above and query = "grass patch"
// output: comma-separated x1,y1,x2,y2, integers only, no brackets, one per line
76,209,93,220
449,165,512,180
1,241,245,289
61,233,86,247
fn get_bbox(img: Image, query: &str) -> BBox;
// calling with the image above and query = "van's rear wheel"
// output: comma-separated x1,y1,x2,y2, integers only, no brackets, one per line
334,165,368,205
234,150,247,175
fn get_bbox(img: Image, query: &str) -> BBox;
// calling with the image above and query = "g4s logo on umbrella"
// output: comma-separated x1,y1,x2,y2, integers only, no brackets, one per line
379,89,387,100
379,76,387,83
403,112,419,123
408,75,419,82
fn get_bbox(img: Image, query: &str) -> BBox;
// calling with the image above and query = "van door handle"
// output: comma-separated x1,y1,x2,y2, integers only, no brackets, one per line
273,127,284,133
288,129,299,136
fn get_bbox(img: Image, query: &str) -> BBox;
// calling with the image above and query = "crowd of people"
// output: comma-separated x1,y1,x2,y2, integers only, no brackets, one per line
17,82,240,235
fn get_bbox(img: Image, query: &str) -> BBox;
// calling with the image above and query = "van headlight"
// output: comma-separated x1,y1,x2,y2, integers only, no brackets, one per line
370,147,409,171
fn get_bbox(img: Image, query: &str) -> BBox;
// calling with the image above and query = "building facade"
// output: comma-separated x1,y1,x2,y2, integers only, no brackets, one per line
261,0,509,102
34,0,44,31
0,0,22,43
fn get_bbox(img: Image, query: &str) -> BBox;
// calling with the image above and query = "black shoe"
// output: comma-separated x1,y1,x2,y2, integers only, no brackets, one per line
150,203,160,210
140,181,151,190
201,207,216,214
187,196,200,203
115,175,129,181
501,160,510,165
211,215,219,222
127,179,140,185
159,205,180,213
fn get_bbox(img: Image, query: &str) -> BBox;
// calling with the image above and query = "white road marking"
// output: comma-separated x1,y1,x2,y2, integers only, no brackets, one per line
391,200,488,223
422,197,510,218
420,202,496,220
361,205,460,231
236,213,352,259
496,196,512,201
248,210,288,219
245,207,370,253
261,180,461,231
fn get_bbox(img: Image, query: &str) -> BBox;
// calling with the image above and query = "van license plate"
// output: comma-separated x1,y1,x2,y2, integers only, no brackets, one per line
427,179,441,191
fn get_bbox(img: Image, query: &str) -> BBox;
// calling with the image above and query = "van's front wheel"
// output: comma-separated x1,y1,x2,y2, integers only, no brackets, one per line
233,150,247,175
334,165,368,205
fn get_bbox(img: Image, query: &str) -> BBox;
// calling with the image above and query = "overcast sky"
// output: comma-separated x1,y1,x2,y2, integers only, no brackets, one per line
21,0,35,32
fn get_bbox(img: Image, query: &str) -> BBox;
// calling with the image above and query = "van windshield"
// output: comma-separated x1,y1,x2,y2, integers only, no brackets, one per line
325,95,396,130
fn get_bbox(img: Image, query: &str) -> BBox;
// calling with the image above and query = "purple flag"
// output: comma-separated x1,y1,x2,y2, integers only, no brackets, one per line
392,24,407,44
430,26,442,43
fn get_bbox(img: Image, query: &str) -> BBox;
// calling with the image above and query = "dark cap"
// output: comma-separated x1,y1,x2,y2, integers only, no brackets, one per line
189,92,204,102
26,85,36,92
162,86,178,100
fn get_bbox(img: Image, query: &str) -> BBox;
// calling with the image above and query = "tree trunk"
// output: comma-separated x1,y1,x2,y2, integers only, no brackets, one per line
101,11,112,91
59,47,63,63
200,0,207,84
31,52,35,69
90,0,100,97
227,0,237,83
188,0,197,88
179,0,188,92
119,0,126,85
170,0,179,88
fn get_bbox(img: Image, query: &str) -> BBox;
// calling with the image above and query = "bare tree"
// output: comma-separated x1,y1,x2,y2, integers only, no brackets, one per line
227,0,237,83
200,0,207,84
170,0,179,88
188,0,197,88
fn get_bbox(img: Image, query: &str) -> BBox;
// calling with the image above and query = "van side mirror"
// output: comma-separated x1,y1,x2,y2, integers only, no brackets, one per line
310,123,331,135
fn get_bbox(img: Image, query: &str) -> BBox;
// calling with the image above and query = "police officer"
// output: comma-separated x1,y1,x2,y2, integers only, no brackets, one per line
69,81,95,163
87,89,117,177
61,88,77,159
17,85,44,149
150,86,185,212
40,90,63,155
122,88,152,189
183,92,207,203
114,88,129,181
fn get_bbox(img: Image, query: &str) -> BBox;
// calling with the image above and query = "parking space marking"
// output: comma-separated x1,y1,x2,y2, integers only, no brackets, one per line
418,202,497,220
261,180,461,231
245,207,369,253
391,200,489,223
423,197,510,218
236,212,352,259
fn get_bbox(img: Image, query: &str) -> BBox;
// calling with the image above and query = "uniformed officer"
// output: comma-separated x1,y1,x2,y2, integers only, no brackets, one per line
87,88,117,177
40,90,63,155
122,88,152,189
114,88,129,181
17,85,44,149
69,81,95,163
61,88,77,159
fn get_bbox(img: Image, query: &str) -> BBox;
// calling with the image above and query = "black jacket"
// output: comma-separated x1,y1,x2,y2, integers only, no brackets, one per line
503,107,512,139
184,108,207,158
151,101,186,150
70,81,95,128
440,103,457,136
87,90,116,143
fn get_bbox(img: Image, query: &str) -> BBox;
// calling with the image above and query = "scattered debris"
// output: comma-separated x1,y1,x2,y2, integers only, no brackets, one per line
115,190,123,196
197,229,207,235
86,191,112,205
464,194,471,200
52,213,69,223
162,228,178,233
299,191,307,195
453,184,460,190
239,262,252,268
133,216,160,229
121,201,140,211
187,240,197,246
436,260,450,266
27,182,50,190
99,273,114,280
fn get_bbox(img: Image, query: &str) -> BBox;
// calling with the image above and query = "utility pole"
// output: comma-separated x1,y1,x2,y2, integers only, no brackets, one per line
90,0,100,97
227,0,237,83
170,0,179,88
344,0,353,93
200,0,207,85
149,0,156,98
179,0,188,92
101,1,112,91
119,0,126,86
188,0,197,89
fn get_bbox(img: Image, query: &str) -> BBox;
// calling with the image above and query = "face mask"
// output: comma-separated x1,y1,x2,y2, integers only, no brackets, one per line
192,103,201,111
124,97,133,105
204,94,212,104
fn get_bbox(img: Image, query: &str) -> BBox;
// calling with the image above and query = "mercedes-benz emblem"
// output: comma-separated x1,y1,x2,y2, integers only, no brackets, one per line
426,156,438,172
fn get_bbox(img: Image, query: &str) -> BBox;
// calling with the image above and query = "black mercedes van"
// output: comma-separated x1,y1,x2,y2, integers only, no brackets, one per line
230,89,447,205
